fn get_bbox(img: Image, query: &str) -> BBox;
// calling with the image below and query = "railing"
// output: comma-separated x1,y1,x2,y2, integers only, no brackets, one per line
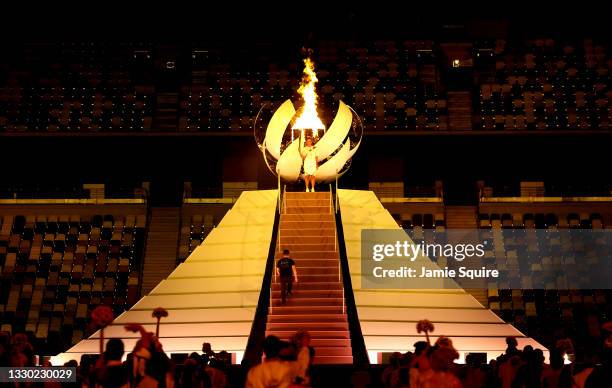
277,174,281,214
276,185,287,254
332,187,370,366
329,184,333,214
242,194,281,369
335,171,339,213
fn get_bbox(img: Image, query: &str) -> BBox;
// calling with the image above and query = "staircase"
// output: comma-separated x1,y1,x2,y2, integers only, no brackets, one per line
445,205,478,229
266,191,353,364
447,91,473,131
445,205,487,304
141,207,180,295
153,92,178,131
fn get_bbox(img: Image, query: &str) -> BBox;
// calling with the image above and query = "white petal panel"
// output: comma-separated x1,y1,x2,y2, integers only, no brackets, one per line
276,139,303,182
315,138,351,182
315,101,352,160
264,99,295,160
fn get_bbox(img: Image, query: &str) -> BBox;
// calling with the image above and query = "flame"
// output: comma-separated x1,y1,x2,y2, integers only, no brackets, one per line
291,57,325,131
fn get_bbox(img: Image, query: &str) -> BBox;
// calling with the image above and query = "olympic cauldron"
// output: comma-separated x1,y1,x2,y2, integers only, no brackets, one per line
254,99,363,183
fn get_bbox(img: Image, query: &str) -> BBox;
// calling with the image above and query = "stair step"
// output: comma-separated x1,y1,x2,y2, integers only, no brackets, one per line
312,356,354,364
278,236,336,245
284,192,330,200
270,305,345,314
274,274,340,282
267,314,347,323
283,206,332,214
267,322,348,331
310,339,351,348
284,198,331,207
266,330,350,339
271,297,344,306
311,347,353,357
274,251,339,260
278,243,337,251
279,222,336,231
277,228,336,237
281,214,335,222
271,282,343,291
272,259,339,267
274,267,339,276
271,290,343,298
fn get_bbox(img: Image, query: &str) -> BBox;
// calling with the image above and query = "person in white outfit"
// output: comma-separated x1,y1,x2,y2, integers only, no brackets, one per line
301,137,318,192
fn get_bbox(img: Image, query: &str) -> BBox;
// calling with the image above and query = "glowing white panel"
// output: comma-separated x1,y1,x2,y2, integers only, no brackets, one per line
315,138,351,182
150,278,265,294
53,190,278,365
275,139,303,182
360,322,525,337
315,101,353,160
363,337,544,358
170,261,267,277
92,322,253,338
354,291,484,309
357,307,506,323
264,99,295,160
53,337,249,360
338,189,547,363
110,308,255,324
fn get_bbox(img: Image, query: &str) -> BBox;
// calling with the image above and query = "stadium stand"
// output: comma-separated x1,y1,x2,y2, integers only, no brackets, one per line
0,205,147,354
179,40,448,132
0,43,155,132
477,201,612,350
2,39,610,133
474,38,611,131
177,203,231,263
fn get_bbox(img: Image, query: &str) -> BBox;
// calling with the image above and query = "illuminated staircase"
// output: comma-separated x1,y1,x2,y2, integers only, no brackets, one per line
266,191,353,364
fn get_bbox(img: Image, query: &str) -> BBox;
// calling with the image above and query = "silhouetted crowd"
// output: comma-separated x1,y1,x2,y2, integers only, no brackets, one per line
0,327,232,388
1,319,611,387
381,321,612,388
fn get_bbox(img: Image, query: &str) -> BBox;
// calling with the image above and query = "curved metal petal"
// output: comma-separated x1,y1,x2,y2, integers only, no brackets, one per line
264,99,295,160
315,100,352,160
276,139,302,182
316,138,351,182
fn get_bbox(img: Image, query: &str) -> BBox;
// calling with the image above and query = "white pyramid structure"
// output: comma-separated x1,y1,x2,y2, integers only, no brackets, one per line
52,190,278,365
338,189,546,363
53,188,546,366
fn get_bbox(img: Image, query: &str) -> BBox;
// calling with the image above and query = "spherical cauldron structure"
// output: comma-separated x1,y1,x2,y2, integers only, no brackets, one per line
254,99,363,183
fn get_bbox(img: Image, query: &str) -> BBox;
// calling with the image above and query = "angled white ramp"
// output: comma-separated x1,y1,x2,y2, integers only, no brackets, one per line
52,190,278,365
338,189,546,363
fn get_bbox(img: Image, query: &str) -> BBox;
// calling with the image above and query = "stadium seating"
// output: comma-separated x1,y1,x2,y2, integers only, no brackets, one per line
176,203,231,263
0,211,146,354
177,40,449,132
475,38,611,131
2,39,610,133
477,209,611,345
0,43,155,132
177,213,216,262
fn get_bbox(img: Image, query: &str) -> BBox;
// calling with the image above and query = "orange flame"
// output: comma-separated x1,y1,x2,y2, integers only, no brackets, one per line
292,57,325,131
